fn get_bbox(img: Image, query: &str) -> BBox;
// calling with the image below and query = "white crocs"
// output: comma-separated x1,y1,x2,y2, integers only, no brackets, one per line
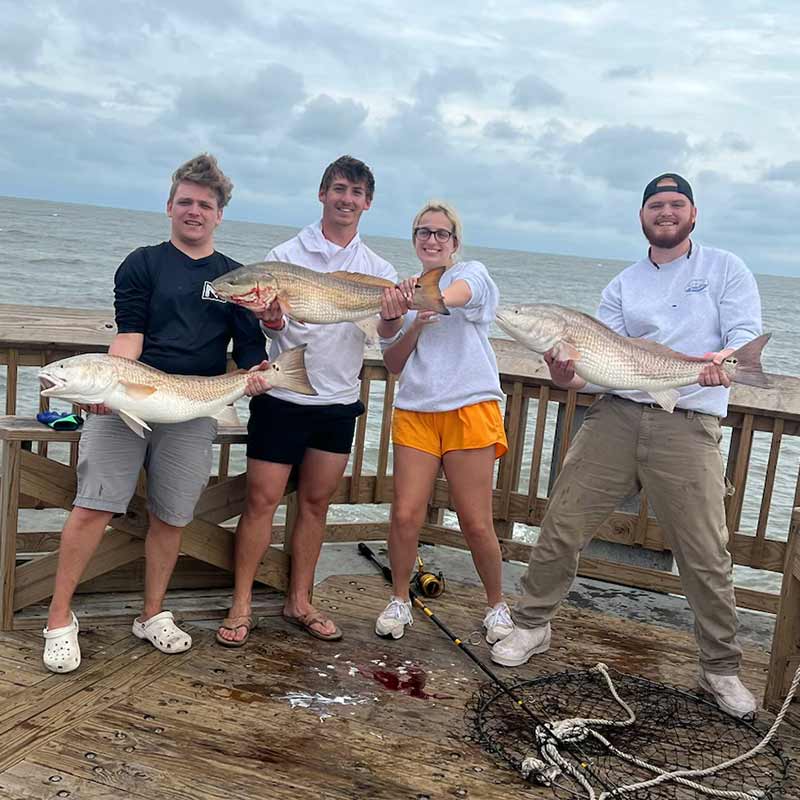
43,611,81,673
132,610,192,653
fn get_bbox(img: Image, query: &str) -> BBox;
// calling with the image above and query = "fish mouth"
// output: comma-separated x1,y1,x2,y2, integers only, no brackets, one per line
38,373,64,396
494,310,512,331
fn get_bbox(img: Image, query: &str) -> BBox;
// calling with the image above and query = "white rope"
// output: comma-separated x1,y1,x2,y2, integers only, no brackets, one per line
597,663,800,799
520,662,799,800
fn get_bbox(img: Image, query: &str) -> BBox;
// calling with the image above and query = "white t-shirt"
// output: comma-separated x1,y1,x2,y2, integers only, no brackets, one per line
383,260,504,412
597,243,762,417
263,221,398,405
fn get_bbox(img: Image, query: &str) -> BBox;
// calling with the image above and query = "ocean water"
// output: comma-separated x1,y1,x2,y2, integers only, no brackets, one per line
1,195,798,592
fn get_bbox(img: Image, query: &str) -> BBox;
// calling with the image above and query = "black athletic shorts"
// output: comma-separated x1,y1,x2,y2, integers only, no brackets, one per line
247,393,365,464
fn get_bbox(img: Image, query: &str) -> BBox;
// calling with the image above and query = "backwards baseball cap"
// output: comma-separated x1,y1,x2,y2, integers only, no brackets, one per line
642,173,694,207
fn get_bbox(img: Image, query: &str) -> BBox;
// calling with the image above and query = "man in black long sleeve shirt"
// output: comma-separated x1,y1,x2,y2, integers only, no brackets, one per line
42,154,269,673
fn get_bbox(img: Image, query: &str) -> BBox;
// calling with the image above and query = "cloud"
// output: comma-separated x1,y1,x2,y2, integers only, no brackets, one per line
291,94,369,142
172,64,306,133
604,65,652,81
483,119,526,141
0,1,798,276
764,161,800,184
511,74,564,110
0,14,49,70
568,125,691,188
413,66,484,107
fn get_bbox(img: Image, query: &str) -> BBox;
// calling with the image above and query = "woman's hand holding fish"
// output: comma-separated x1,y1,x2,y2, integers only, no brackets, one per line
699,349,734,387
411,310,440,330
245,360,274,396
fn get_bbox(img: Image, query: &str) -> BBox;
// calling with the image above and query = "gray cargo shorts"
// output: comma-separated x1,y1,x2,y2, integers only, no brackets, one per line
74,414,217,527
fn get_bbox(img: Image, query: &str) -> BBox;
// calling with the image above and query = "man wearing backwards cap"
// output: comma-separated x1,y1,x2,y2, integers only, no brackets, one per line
492,173,763,720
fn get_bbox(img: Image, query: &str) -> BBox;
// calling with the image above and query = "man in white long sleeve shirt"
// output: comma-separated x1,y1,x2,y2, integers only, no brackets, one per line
217,155,407,645
492,173,762,720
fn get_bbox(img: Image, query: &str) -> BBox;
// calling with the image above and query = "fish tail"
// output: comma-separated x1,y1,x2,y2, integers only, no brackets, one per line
270,345,318,396
729,333,772,388
411,266,450,315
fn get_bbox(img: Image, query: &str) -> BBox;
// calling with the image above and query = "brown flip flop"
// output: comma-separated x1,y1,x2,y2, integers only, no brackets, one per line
282,610,342,641
215,614,257,648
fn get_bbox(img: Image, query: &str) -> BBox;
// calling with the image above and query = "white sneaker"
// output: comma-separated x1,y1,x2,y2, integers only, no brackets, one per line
375,597,413,639
699,670,758,720
483,602,513,644
490,622,551,667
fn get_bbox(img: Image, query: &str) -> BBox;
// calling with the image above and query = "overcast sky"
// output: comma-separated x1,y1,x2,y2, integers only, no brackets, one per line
2,1,799,276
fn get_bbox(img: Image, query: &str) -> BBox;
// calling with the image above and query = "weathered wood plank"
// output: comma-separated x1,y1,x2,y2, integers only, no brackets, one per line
752,418,784,567
0,440,21,628
14,533,144,611
349,375,371,503
5,348,18,415
765,509,800,711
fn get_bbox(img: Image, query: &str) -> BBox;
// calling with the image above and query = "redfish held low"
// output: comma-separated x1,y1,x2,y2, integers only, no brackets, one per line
38,346,316,437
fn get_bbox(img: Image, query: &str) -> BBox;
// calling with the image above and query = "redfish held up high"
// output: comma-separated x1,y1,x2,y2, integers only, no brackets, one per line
496,303,771,412
210,260,449,325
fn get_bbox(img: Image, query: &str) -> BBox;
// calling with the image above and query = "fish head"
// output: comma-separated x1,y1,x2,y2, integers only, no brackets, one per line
495,304,565,354
38,354,116,404
211,264,279,310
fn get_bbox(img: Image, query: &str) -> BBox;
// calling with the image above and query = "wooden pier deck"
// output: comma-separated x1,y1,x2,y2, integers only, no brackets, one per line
1,574,798,800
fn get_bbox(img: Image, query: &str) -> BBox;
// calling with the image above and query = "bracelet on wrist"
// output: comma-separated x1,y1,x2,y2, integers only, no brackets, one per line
381,315,402,322
261,318,285,330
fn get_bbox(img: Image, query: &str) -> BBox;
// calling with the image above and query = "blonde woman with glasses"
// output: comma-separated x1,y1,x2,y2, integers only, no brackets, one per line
376,201,511,642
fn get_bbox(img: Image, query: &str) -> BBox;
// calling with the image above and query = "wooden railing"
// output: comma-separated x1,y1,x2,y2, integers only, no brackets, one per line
3,303,800,711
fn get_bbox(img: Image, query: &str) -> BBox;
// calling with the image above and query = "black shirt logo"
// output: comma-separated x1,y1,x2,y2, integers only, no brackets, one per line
202,281,226,303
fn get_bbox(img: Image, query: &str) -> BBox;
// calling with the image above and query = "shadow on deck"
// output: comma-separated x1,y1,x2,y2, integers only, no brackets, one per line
1,575,798,800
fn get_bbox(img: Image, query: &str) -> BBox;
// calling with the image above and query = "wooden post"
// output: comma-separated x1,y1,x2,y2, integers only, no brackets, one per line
764,506,800,719
283,491,299,598
0,440,21,629
5,350,18,415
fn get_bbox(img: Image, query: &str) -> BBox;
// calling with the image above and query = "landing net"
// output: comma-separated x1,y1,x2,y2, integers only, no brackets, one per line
466,664,793,799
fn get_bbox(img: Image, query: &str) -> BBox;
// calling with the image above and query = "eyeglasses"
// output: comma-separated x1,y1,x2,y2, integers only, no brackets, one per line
414,227,455,243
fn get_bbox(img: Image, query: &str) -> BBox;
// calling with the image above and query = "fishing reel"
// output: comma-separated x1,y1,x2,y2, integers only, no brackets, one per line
411,555,446,599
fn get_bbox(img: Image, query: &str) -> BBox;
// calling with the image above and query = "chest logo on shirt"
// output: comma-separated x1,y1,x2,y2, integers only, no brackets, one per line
201,281,226,303
685,279,709,293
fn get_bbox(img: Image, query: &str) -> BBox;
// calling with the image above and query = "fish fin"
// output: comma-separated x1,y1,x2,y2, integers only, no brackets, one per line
119,380,158,400
213,405,241,427
269,345,317,396
554,341,581,361
647,389,680,413
727,333,772,388
410,266,450,316
118,409,151,438
330,271,395,288
353,316,380,344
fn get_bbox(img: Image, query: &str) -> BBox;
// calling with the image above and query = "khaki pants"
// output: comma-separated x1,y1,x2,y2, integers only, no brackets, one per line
513,394,742,674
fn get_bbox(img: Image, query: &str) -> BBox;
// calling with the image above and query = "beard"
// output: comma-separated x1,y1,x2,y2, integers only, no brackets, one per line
641,218,694,249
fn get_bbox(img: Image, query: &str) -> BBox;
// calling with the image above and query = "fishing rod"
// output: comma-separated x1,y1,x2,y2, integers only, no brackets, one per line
357,542,613,792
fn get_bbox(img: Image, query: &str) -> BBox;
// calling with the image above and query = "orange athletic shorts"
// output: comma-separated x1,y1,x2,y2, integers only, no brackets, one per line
392,401,508,459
